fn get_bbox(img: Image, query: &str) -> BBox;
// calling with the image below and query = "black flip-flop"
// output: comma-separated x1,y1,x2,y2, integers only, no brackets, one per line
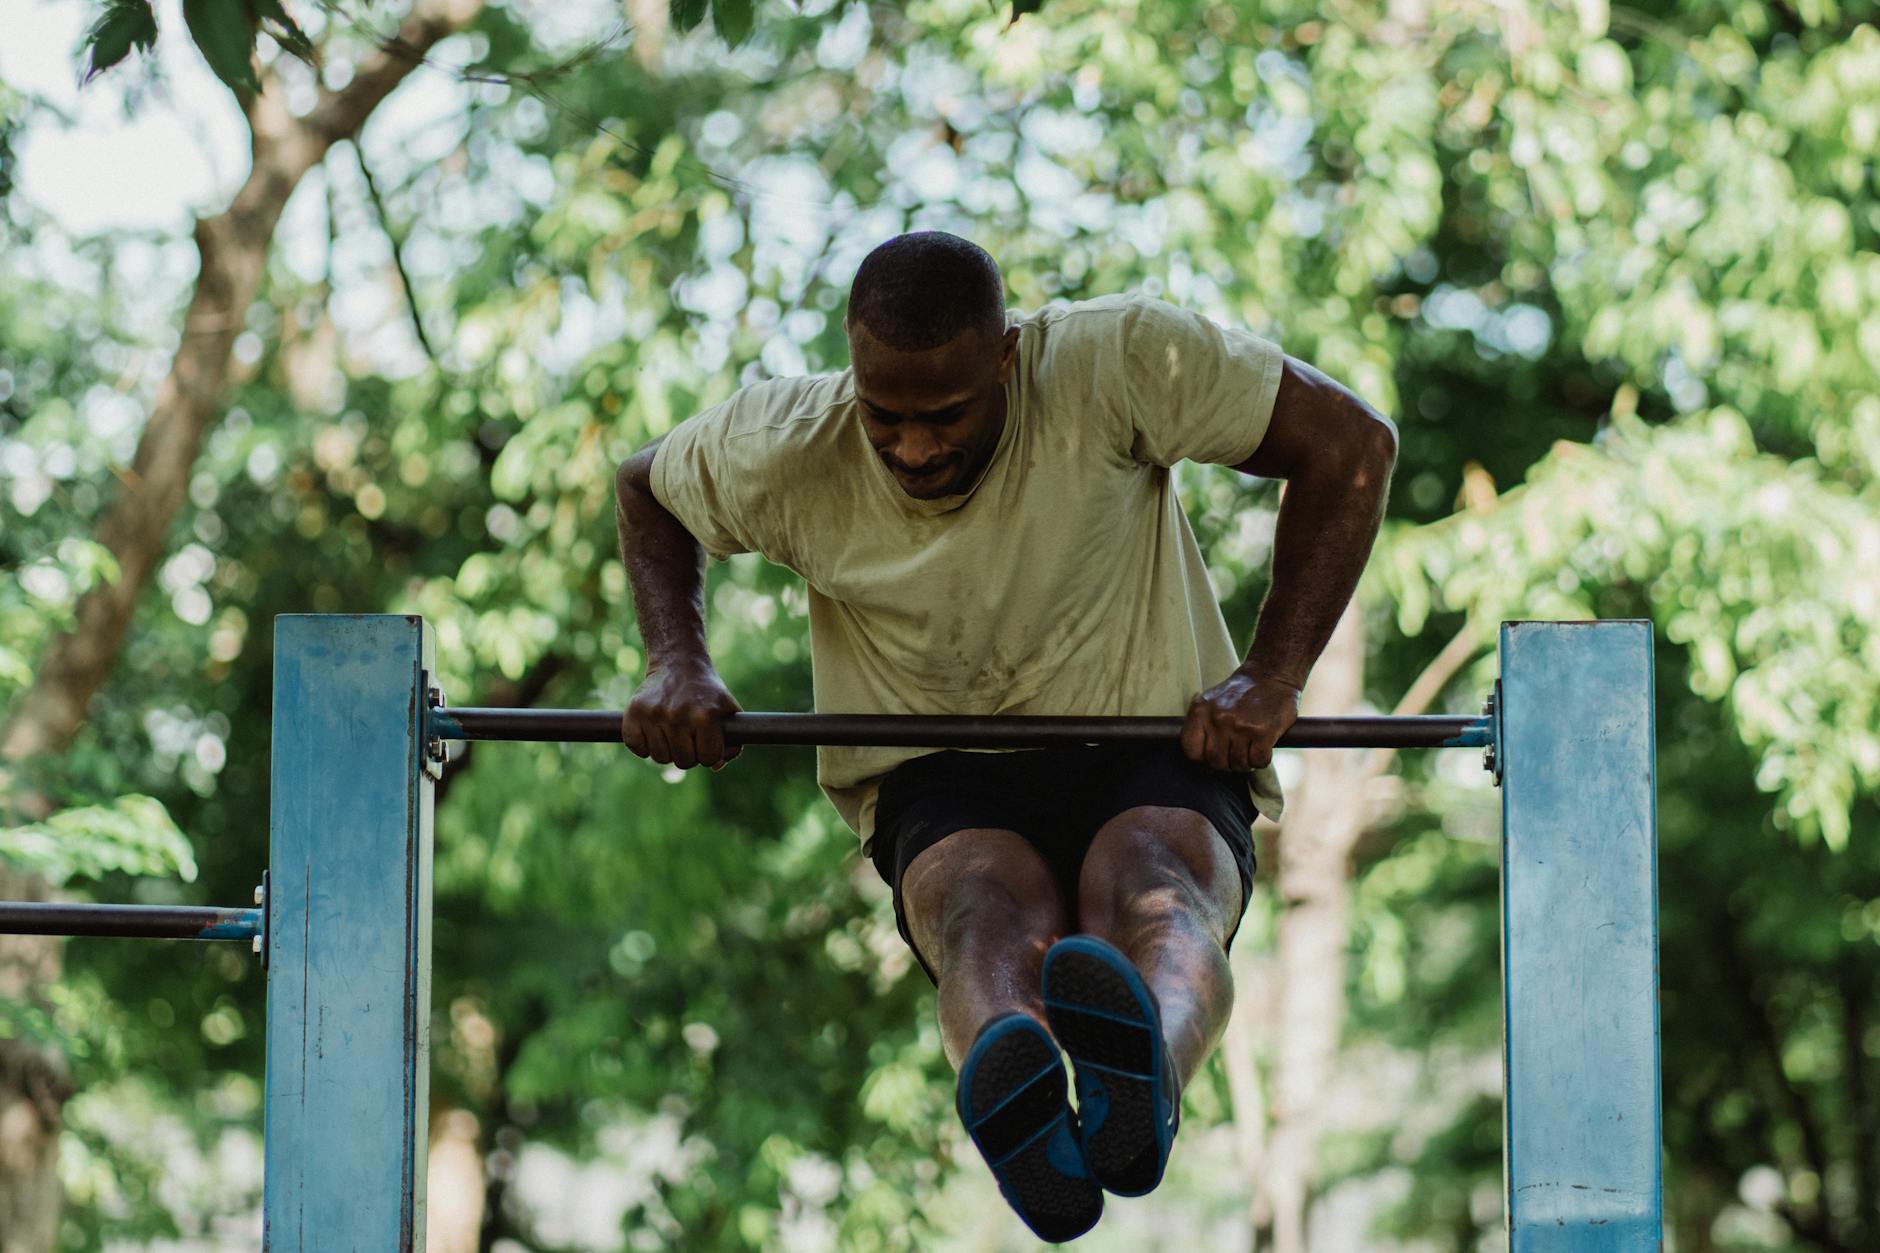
1041,935,1180,1196
956,1012,1104,1243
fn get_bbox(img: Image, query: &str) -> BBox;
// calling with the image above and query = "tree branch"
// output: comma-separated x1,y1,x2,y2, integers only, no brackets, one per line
1717,920,1840,1245
0,0,484,765
1358,613,1487,787
434,653,571,806
1842,960,1876,1247
352,140,438,365
300,0,488,148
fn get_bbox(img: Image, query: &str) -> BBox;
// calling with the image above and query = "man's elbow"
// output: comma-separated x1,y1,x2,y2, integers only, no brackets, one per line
1368,413,1399,465
1338,409,1396,497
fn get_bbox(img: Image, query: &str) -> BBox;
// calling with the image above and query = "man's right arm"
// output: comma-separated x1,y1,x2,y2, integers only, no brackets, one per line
614,438,742,770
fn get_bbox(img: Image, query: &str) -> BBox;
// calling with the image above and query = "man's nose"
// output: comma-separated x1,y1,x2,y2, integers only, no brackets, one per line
897,427,945,466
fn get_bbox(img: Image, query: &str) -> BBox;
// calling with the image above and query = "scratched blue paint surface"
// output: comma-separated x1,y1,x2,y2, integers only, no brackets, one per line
265,616,432,1251
1446,717,1493,748
197,908,263,940
1500,621,1662,1250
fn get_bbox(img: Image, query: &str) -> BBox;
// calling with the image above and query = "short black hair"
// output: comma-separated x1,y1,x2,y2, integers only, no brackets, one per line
846,231,1005,352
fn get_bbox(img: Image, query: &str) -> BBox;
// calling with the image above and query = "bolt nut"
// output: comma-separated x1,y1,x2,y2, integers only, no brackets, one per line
254,885,265,906
251,935,263,955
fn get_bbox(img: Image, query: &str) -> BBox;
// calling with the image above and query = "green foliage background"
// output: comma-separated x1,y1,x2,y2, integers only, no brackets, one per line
2,0,1877,1248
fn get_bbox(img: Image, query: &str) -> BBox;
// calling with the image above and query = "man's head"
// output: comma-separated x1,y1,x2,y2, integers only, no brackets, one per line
846,231,1020,499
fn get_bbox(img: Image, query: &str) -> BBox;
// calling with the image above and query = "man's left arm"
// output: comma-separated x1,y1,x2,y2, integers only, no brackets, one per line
1180,356,1399,774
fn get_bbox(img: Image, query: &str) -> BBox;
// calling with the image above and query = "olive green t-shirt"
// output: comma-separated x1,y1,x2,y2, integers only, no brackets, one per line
651,293,1287,848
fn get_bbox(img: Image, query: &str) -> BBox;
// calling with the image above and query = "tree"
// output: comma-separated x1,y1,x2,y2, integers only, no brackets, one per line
4,0,1876,1247
4,2,1043,1245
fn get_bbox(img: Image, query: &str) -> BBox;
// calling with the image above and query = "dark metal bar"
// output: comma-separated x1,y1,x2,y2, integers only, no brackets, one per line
0,902,262,941
432,709,1492,750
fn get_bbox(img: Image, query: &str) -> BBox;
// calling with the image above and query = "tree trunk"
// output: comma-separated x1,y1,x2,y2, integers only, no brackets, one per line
1843,963,1876,1250
0,4,483,1243
1223,932,1275,1235
1241,602,1483,1251
0,869,68,1253
2,0,483,760
1260,600,1367,1253
427,1106,486,1253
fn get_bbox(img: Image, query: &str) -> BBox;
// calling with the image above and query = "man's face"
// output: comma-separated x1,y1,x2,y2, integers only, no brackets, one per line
848,322,1020,500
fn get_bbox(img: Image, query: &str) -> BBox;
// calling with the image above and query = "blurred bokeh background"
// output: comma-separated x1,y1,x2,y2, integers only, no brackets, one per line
1,0,1876,1248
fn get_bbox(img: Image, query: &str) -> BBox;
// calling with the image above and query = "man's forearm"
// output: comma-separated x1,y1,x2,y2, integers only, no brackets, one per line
1240,442,1396,689
615,449,712,672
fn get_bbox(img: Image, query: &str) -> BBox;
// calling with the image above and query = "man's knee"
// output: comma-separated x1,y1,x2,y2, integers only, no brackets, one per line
902,829,1067,974
1077,808,1241,943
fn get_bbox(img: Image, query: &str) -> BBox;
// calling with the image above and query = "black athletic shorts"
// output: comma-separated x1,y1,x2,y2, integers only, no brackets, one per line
867,743,1259,986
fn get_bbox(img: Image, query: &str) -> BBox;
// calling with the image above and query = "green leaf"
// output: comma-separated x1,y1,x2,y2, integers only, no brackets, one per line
0,795,198,888
248,0,313,61
670,0,708,34
182,0,259,96
82,0,159,86
713,0,754,46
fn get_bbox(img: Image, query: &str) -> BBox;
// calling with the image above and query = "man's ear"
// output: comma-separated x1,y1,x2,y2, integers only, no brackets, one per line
997,326,1020,380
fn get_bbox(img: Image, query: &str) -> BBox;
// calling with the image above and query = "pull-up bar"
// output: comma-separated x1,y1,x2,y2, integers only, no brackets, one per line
0,901,262,941
2,615,1660,1251
0,713,1486,947
432,709,1493,750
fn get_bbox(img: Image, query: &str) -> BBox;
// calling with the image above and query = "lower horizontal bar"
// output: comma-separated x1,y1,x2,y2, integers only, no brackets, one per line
434,710,1492,750
0,902,262,941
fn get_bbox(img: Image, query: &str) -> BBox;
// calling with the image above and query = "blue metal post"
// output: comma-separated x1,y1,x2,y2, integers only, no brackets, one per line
1499,620,1662,1249
265,615,433,1250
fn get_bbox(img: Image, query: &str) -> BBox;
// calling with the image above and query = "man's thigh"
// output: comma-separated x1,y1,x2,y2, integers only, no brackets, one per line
901,828,1071,980
1076,806,1247,947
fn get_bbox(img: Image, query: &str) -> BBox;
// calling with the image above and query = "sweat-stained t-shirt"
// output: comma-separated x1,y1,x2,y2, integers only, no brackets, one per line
650,293,1288,850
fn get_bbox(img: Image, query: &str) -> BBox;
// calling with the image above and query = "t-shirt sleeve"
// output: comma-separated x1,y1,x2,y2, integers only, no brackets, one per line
1119,297,1285,468
649,395,772,561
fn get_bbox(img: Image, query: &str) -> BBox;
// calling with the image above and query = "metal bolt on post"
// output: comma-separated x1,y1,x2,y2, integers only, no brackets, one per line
1482,689,1501,783
424,683,449,780
253,871,269,969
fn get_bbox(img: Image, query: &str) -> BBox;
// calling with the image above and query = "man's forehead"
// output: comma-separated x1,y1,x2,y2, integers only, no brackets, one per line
849,317,991,362
855,387,977,418
851,337,987,406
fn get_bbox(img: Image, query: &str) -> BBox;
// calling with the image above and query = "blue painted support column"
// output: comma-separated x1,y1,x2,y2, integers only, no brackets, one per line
1499,620,1662,1249
265,615,433,1250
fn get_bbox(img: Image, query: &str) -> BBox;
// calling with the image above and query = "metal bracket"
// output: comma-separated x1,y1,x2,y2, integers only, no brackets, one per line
252,869,270,969
423,678,448,781
1483,683,1504,786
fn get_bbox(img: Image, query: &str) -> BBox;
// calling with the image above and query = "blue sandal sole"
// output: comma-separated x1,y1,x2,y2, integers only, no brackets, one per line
1041,936,1179,1197
956,1012,1103,1243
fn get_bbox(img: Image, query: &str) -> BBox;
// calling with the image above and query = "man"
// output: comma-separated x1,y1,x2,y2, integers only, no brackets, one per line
614,232,1396,1242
